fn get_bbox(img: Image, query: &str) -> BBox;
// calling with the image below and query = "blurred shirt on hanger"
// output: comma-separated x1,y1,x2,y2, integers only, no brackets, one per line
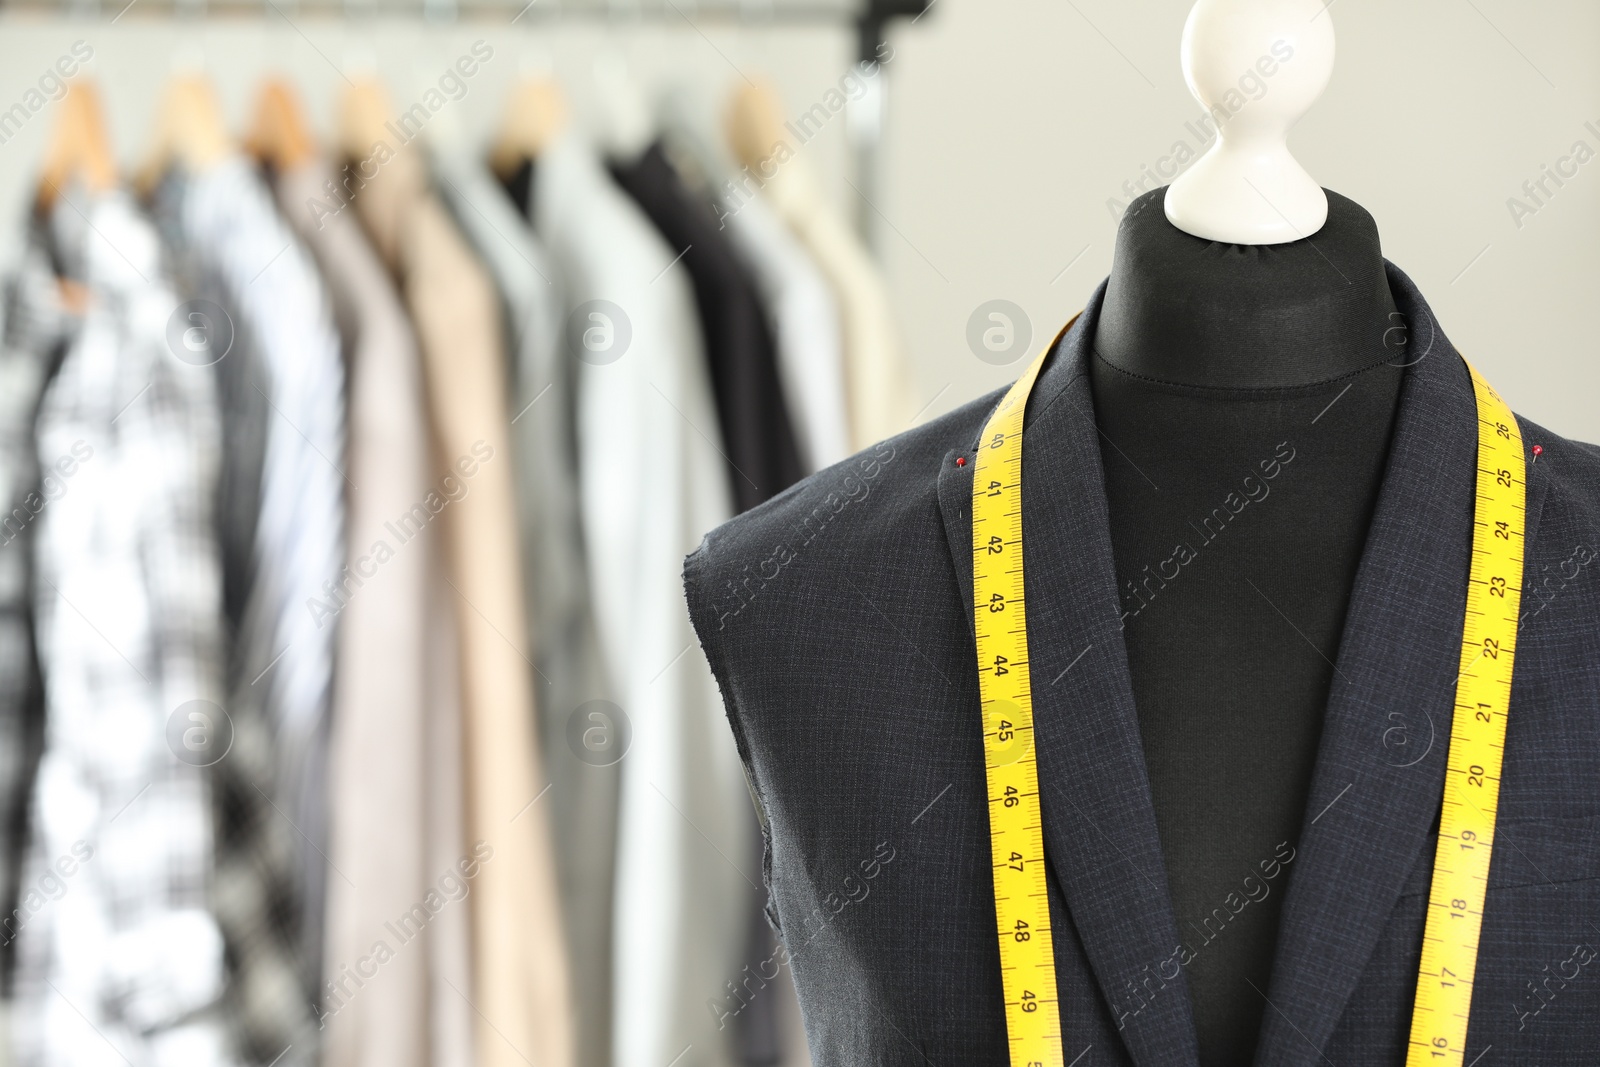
609,140,804,514
760,158,918,450
13,186,231,1067
349,134,574,1067
527,128,752,1067
720,186,850,474
152,155,343,1067
439,154,616,1067
274,153,474,1067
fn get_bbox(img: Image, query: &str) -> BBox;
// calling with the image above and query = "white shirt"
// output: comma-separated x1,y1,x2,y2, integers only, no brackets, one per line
535,132,753,1067
171,157,344,1064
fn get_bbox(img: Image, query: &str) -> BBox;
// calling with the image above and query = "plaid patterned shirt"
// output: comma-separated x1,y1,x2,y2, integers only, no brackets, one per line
12,188,232,1065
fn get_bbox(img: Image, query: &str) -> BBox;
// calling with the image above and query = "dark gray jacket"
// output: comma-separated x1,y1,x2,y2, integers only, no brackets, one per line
683,264,1600,1066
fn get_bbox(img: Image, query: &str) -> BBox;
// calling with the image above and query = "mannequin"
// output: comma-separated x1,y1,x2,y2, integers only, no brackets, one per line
683,0,1600,1061
1090,1,1403,1063
1164,0,1333,243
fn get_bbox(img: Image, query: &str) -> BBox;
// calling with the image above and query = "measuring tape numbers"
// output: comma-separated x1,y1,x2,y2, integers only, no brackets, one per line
969,327,1525,1067
1404,364,1527,1065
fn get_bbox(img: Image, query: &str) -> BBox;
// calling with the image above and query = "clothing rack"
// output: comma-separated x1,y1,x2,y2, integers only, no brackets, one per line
0,0,934,247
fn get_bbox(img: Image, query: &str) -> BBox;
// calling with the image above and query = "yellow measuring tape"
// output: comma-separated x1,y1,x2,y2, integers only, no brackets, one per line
971,318,1076,1067
969,327,1525,1067
1405,364,1526,1065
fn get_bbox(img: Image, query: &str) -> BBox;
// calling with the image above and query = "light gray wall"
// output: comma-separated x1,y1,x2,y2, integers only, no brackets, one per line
881,0,1600,444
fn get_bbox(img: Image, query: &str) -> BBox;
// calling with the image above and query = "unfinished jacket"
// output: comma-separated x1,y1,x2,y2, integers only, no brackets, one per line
684,265,1600,1067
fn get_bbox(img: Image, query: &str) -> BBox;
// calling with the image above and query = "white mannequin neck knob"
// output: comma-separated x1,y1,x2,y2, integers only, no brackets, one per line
1164,0,1335,245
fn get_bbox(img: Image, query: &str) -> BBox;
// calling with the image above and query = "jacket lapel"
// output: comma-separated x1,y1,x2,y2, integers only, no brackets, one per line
937,288,1201,1067
933,262,1550,1067
1253,262,1550,1064
937,449,977,643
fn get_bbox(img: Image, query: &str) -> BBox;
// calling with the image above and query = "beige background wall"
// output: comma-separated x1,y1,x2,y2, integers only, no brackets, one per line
0,0,1592,443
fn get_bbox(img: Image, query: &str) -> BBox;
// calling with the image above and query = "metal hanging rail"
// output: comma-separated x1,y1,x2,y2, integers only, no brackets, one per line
0,0,927,37
0,0,935,251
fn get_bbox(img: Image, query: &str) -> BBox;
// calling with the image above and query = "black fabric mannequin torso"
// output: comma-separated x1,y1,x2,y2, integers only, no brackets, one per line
1088,187,1407,1066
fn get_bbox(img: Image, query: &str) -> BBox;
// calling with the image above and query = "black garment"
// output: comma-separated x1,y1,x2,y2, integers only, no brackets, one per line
501,156,537,223
1090,354,1403,1065
608,141,805,513
1090,186,1408,1065
684,265,1600,1066
1094,191,1405,389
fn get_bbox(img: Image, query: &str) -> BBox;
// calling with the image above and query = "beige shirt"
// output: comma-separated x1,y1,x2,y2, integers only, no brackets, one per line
352,145,575,1067
277,157,476,1067
435,156,618,1067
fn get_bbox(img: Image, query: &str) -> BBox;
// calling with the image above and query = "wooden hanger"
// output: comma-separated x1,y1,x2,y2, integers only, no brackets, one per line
339,77,394,163
245,78,318,172
488,77,568,180
36,80,118,211
336,76,421,265
724,80,789,174
138,73,233,193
